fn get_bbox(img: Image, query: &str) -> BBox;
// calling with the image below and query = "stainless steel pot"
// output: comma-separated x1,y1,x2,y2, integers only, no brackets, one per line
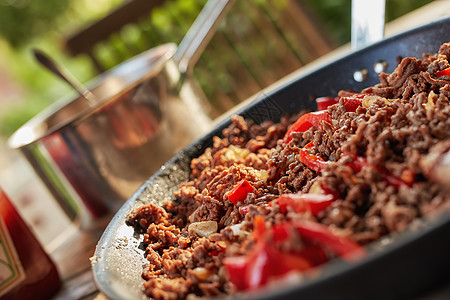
8,0,234,228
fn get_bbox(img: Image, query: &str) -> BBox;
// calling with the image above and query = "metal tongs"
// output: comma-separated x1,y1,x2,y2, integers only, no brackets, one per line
351,0,386,50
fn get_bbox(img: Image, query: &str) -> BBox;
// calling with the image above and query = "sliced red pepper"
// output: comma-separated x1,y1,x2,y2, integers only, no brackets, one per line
299,148,329,172
274,193,335,215
304,141,315,149
271,223,291,242
341,95,364,112
347,156,413,188
316,96,339,110
270,224,328,266
226,179,255,204
224,217,319,291
347,156,370,173
224,217,366,291
247,241,312,289
435,67,450,78
377,166,414,188
315,94,364,112
223,256,248,290
296,242,329,266
290,220,365,261
225,239,314,291
383,173,407,188
273,220,364,261
283,111,332,143
252,215,267,241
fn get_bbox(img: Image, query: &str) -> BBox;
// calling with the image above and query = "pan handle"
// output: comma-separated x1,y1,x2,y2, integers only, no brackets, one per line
351,0,385,50
172,0,235,74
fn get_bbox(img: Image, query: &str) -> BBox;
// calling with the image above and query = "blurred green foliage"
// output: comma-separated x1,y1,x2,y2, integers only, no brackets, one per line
92,0,207,71
0,0,71,48
0,0,122,137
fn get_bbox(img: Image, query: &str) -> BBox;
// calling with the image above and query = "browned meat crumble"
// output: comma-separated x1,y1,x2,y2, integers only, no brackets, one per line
126,43,450,300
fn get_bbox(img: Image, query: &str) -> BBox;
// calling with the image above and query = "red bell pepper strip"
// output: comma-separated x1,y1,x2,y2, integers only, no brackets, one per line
296,242,329,266
226,180,255,204
299,148,329,172
347,156,370,173
283,111,332,142
224,238,314,291
224,216,365,291
316,96,339,110
304,141,315,149
224,216,318,291
378,166,414,188
247,241,313,289
271,224,329,265
290,220,365,261
383,173,407,188
252,215,267,241
223,256,248,290
274,193,335,215
315,94,364,112
347,156,414,188
341,95,363,112
435,67,450,78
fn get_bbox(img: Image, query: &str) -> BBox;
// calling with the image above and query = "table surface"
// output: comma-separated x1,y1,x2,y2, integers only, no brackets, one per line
49,2,450,299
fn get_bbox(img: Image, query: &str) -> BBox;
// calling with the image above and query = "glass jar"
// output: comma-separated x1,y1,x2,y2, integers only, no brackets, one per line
0,187,61,299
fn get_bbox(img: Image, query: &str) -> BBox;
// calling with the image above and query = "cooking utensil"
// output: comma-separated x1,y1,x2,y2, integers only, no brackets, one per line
92,16,450,299
8,0,234,228
351,0,385,50
32,49,97,107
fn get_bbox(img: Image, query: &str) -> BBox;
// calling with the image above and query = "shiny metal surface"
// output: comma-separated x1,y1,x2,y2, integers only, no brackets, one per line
173,0,234,73
8,44,211,227
8,0,234,228
351,0,385,50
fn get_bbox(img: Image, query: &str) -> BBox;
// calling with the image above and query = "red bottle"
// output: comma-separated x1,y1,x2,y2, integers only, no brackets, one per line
0,188,61,299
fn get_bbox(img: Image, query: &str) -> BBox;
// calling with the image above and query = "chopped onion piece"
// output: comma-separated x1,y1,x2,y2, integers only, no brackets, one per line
188,221,218,238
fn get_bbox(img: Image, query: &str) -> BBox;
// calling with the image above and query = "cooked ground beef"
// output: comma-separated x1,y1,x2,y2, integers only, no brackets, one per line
126,43,450,299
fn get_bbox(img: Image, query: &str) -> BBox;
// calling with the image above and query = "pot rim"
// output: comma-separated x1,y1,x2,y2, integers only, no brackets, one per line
8,43,177,149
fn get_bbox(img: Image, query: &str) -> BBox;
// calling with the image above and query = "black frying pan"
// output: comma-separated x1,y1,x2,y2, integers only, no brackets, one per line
92,16,450,300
